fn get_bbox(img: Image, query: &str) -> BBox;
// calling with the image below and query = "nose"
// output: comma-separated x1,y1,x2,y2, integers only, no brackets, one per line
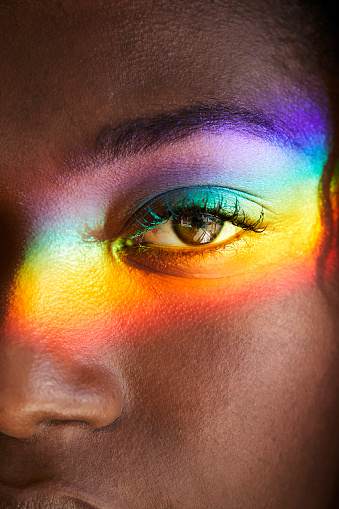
0,337,124,439
0,205,124,440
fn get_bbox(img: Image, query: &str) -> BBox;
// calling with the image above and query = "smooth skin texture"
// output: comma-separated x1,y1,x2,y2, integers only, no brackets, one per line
0,1,338,508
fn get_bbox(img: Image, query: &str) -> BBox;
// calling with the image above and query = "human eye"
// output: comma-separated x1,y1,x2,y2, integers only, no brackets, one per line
112,186,269,279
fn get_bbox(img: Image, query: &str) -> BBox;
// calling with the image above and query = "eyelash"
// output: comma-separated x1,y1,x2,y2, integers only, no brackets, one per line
81,186,269,278
128,191,266,243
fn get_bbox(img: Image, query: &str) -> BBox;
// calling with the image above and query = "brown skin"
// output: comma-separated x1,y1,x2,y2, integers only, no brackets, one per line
0,1,338,508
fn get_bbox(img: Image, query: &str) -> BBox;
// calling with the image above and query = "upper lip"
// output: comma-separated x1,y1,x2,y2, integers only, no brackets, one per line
0,481,114,509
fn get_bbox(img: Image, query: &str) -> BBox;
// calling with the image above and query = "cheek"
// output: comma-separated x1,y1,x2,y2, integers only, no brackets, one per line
209,291,339,505
109,278,339,508
149,283,339,500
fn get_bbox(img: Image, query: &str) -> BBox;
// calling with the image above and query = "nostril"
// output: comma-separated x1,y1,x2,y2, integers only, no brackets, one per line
0,382,124,439
0,344,124,440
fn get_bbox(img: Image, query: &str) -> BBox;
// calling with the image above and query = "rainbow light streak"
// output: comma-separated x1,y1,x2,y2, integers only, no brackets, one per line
3,132,338,353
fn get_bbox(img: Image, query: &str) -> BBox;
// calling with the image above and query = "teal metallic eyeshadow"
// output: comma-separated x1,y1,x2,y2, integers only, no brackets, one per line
120,187,267,244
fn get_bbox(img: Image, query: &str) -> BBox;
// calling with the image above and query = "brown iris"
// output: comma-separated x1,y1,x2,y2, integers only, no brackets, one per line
172,214,224,245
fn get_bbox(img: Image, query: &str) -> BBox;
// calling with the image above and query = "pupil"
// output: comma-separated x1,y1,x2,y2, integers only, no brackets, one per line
172,214,223,245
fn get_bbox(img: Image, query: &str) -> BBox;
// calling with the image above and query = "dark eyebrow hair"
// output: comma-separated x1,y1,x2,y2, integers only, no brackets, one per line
91,101,304,164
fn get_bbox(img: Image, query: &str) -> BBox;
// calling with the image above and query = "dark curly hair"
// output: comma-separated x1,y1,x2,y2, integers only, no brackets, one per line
314,0,339,298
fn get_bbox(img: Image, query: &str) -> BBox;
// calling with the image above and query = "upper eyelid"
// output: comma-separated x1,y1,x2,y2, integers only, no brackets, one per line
124,186,268,235
130,186,275,216
129,186,273,219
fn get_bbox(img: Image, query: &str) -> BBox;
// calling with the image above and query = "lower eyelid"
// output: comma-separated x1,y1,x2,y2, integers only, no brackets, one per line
118,229,255,279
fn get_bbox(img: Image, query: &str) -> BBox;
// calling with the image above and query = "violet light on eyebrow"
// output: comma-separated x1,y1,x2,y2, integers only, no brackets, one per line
93,101,319,163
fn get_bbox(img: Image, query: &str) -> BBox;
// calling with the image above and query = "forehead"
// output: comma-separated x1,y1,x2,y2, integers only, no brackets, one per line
0,0,329,169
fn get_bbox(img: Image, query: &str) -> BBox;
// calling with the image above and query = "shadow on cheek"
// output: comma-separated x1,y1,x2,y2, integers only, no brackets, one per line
0,206,29,324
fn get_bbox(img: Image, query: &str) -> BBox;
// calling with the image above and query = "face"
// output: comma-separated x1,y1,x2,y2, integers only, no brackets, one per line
0,1,338,508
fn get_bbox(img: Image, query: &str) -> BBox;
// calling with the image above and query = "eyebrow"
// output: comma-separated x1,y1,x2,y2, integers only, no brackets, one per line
88,100,302,164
